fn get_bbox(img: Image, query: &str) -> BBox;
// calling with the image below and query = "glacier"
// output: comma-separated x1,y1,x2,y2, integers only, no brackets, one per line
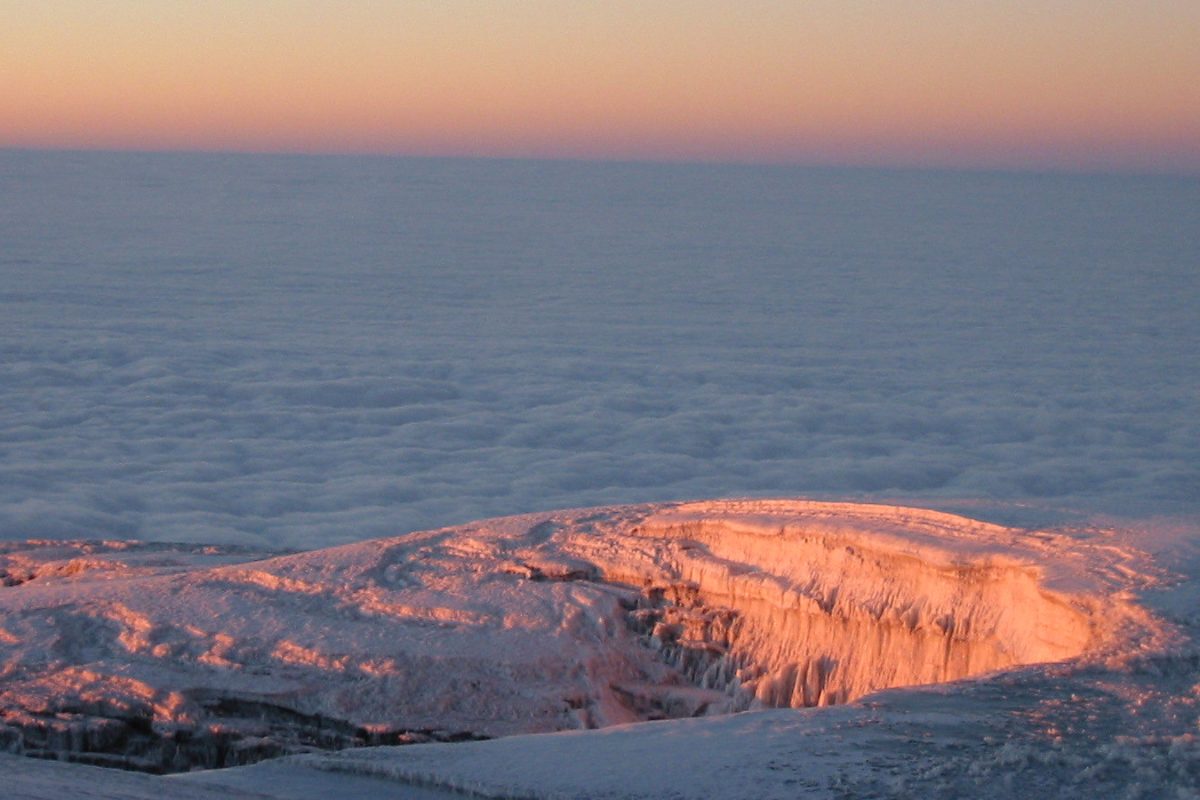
2,500,1194,797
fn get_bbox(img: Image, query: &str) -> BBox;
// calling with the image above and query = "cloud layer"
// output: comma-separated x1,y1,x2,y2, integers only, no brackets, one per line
2,152,1197,548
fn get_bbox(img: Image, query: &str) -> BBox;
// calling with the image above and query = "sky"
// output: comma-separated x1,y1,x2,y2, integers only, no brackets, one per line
2,1,1199,172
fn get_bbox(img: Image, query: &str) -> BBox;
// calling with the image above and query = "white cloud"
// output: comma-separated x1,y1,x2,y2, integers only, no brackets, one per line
1,152,1197,548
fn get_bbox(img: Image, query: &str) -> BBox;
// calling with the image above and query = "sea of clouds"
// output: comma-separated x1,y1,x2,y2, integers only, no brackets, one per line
2,151,1197,548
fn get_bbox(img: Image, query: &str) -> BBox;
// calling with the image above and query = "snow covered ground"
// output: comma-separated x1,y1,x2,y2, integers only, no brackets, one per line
2,500,1196,796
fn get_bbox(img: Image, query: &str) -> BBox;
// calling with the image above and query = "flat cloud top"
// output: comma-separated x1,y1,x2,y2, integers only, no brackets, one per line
2,152,1197,549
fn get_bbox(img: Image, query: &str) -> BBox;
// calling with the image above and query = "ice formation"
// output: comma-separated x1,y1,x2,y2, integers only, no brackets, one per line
582,502,1104,708
0,500,1151,777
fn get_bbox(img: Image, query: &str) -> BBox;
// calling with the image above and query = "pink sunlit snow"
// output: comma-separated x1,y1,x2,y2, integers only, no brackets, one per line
4,500,1192,798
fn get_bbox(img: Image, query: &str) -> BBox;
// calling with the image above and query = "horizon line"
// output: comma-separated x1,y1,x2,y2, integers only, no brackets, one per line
4,143,1199,182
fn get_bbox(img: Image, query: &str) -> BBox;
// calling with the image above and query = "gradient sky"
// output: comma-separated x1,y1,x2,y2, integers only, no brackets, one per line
3,1,1198,172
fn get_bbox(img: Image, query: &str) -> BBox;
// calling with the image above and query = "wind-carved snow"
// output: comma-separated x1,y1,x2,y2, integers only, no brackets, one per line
0,501,1149,774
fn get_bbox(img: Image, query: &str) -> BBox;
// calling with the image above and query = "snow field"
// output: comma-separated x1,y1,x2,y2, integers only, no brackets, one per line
0,501,1158,781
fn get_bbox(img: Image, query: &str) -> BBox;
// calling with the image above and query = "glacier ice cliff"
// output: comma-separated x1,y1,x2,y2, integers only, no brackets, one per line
0,500,1150,773
600,502,1101,710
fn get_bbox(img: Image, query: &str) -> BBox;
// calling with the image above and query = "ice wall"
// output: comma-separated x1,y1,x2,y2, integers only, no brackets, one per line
570,502,1102,709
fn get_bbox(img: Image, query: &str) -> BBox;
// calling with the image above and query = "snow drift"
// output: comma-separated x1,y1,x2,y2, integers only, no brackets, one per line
0,501,1140,772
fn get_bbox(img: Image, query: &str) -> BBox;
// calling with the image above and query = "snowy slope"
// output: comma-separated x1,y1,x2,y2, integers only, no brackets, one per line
2,499,1188,797
182,659,1200,800
0,751,456,799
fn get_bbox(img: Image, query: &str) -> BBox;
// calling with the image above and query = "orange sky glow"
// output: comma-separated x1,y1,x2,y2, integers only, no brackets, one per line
3,1,1198,172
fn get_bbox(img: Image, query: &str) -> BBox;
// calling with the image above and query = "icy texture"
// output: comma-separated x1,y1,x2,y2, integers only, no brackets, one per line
596,502,1101,708
0,501,1143,774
